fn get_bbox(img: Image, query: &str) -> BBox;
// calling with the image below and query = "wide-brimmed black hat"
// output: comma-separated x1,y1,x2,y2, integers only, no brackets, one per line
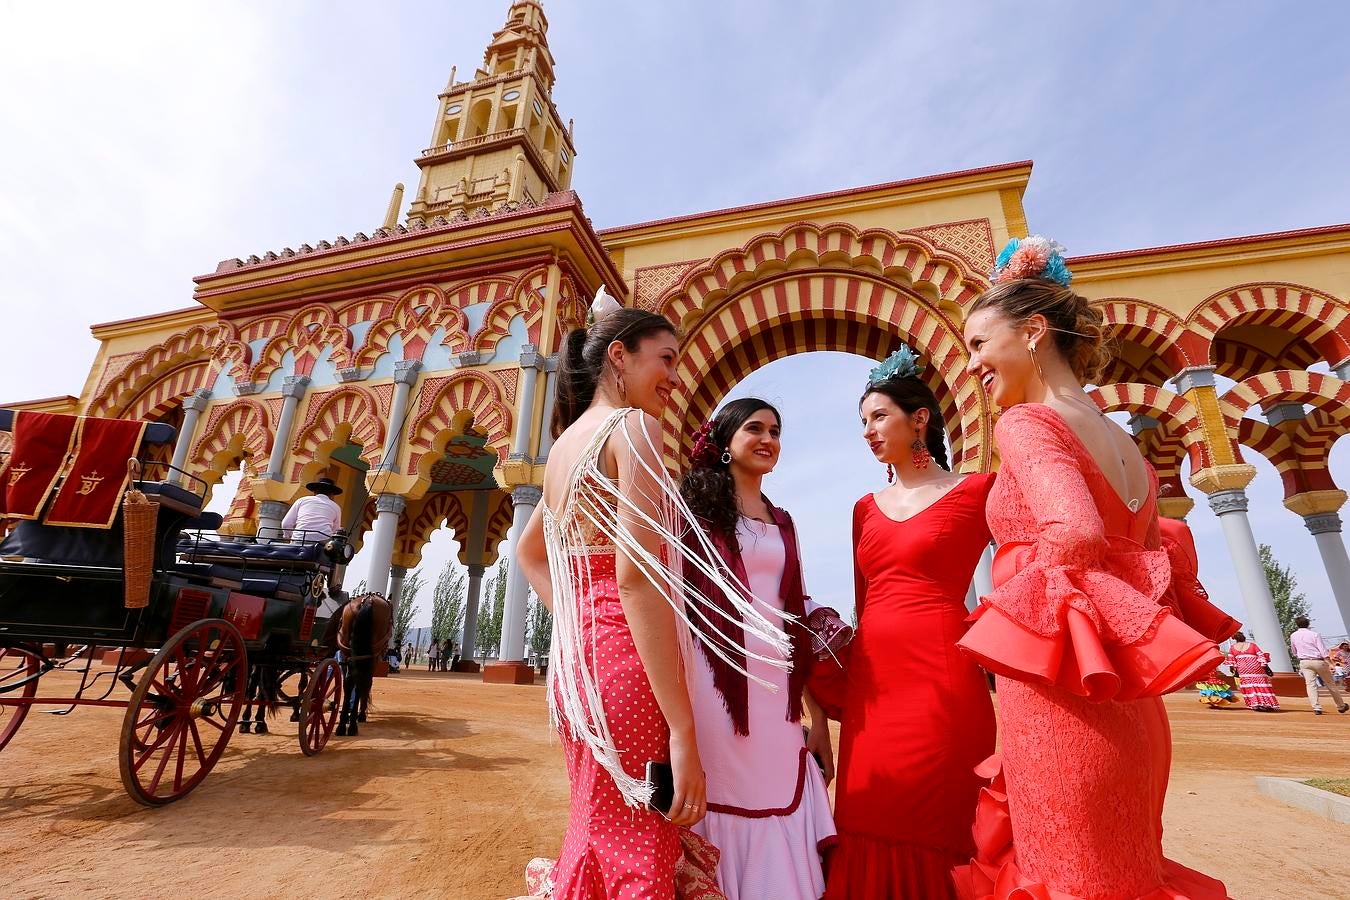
305,476,343,496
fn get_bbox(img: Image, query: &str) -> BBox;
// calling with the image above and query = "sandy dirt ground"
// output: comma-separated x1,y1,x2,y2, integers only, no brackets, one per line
2,667,1347,900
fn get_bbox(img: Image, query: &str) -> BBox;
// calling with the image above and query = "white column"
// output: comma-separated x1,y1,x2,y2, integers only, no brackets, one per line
256,375,310,538
511,344,542,460
1209,489,1292,672
966,542,995,612
536,361,559,462
169,389,212,482
498,484,542,661
388,564,408,630
377,360,421,473
364,493,406,598
264,375,310,480
463,563,486,657
460,490,491,656
1305,512,1350,634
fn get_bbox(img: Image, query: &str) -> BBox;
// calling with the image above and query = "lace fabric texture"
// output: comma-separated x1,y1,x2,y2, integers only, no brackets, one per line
543,408,794,810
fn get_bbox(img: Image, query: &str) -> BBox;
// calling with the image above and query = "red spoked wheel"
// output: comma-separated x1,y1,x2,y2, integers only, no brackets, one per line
118,619,248,806
299,657,341,756
0,646,41,753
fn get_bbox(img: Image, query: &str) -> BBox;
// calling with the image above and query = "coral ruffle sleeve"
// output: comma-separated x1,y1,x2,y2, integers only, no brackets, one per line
956,405,1222,702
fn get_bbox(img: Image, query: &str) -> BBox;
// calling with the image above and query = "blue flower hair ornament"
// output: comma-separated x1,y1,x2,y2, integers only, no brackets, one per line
867,345,924,387
991,235,1073,288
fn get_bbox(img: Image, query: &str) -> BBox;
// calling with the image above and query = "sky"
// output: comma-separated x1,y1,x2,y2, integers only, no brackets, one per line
2,2,1349,638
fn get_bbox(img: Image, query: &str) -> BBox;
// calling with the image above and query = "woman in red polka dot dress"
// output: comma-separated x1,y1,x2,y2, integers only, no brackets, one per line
515,298,793,900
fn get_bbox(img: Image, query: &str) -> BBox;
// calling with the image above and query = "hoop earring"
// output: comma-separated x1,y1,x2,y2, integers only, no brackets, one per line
886,463,895,483
910,438,932,471
1028,341,1045,383
720,450,733,466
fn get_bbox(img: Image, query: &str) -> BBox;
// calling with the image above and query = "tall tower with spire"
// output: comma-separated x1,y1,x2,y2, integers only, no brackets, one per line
407,0,576,222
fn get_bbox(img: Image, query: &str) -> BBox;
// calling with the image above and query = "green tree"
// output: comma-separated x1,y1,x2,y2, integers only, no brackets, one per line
526,589,552,660
393,569,425,650
1260,543,1312,642
476,560,508,658
431,562,467,644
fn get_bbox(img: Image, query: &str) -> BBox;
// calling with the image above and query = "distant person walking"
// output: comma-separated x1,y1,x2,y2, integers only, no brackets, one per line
1224,631,1279,712
1290,616,1349,715
1332,641,1350,688
441,638,453,671
427,640,440,672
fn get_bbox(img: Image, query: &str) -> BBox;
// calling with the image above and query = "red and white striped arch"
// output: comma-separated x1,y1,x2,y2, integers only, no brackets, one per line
666,270,991,472
407,371,514,464
1095,299,1202,376
189,399,273,483
289,386,385,478
89,322,241,417
395,491,470,569
1189,283,1350,369
473,268,547,352
660,222,985,330
1087,382,1215,472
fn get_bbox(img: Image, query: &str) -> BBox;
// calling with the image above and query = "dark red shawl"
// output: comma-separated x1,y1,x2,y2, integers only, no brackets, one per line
682,499,812,736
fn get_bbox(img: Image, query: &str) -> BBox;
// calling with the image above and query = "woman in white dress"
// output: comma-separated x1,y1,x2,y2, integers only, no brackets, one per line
679,398,839,900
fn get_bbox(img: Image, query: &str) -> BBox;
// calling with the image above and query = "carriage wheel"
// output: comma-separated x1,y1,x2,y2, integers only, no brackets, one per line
299,657,342,756
0,646,41,753
118,619,248,806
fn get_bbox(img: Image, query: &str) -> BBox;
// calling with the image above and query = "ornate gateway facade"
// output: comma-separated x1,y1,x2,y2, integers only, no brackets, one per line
5,1,1349,675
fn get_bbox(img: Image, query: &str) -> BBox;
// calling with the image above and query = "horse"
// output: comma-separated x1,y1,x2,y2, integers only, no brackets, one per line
239,663,280,734
335,591,392,737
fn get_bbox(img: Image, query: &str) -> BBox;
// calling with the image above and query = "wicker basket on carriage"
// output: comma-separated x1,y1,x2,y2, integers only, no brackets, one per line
122,458,158,609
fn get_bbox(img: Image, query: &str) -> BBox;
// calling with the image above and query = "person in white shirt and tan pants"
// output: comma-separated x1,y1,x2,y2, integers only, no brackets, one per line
1289,616,1349,715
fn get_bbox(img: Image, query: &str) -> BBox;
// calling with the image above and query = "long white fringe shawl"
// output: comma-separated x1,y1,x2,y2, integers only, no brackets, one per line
543,408,794,810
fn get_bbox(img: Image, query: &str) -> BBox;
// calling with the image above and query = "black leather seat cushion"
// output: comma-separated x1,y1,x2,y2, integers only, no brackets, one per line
177,537,326,570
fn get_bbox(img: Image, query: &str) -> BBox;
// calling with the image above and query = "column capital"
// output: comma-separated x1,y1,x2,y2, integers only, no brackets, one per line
467,563,486,577
233,380,262,396
518,343,543,370
1128,414,1160,436
282,375,311,399
453,350,485,368
1263,401,1305,427
1283,489,1347,518
390,564,409,579
1208,489,1249,516
1189,463,1256,495
393,359,423,385
258,499,289,517
1305,513,1343,536
1333,357,1350,381
376,493,407,515
511,484,543,507
1171,366,1216,394
543,353,560,373
337,366,369,383
183,389,213,412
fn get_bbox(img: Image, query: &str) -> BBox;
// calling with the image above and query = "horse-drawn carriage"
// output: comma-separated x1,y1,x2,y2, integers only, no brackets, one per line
0,410,352,805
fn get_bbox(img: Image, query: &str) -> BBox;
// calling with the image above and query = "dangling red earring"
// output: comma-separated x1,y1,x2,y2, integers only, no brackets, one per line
910,438,931,471
886,463,895,483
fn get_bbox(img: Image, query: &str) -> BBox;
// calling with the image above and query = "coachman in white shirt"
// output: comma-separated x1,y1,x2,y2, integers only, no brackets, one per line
280,476,344,543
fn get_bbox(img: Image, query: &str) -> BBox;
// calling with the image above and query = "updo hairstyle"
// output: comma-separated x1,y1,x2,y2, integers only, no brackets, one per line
970,279,1112,384
551,309,676,438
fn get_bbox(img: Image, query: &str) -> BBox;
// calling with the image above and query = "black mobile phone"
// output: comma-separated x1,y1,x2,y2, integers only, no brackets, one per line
645,761,674,813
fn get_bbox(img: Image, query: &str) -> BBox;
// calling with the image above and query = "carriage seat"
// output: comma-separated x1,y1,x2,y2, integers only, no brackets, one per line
176,537,329,572
138,480,206,516
206,565,310,601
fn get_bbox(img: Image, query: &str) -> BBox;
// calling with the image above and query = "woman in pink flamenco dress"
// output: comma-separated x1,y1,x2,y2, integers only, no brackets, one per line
679,398,838,900
953,238,1237,900
515,300,792,900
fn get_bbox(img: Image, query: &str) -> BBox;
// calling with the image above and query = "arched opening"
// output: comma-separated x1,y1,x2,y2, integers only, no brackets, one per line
467,98,492,139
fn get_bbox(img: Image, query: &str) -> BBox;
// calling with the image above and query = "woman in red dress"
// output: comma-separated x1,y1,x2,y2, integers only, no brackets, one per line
821,347,998,899
953,237,1234,899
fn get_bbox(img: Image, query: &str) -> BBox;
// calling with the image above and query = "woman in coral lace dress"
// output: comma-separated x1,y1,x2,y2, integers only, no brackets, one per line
953,238,1235,899
1225,632,1280,711
818,348,998,899
679,398,837,900
514,298,791,899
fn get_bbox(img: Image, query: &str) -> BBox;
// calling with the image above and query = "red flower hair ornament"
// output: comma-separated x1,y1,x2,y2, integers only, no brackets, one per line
689,421,725,469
